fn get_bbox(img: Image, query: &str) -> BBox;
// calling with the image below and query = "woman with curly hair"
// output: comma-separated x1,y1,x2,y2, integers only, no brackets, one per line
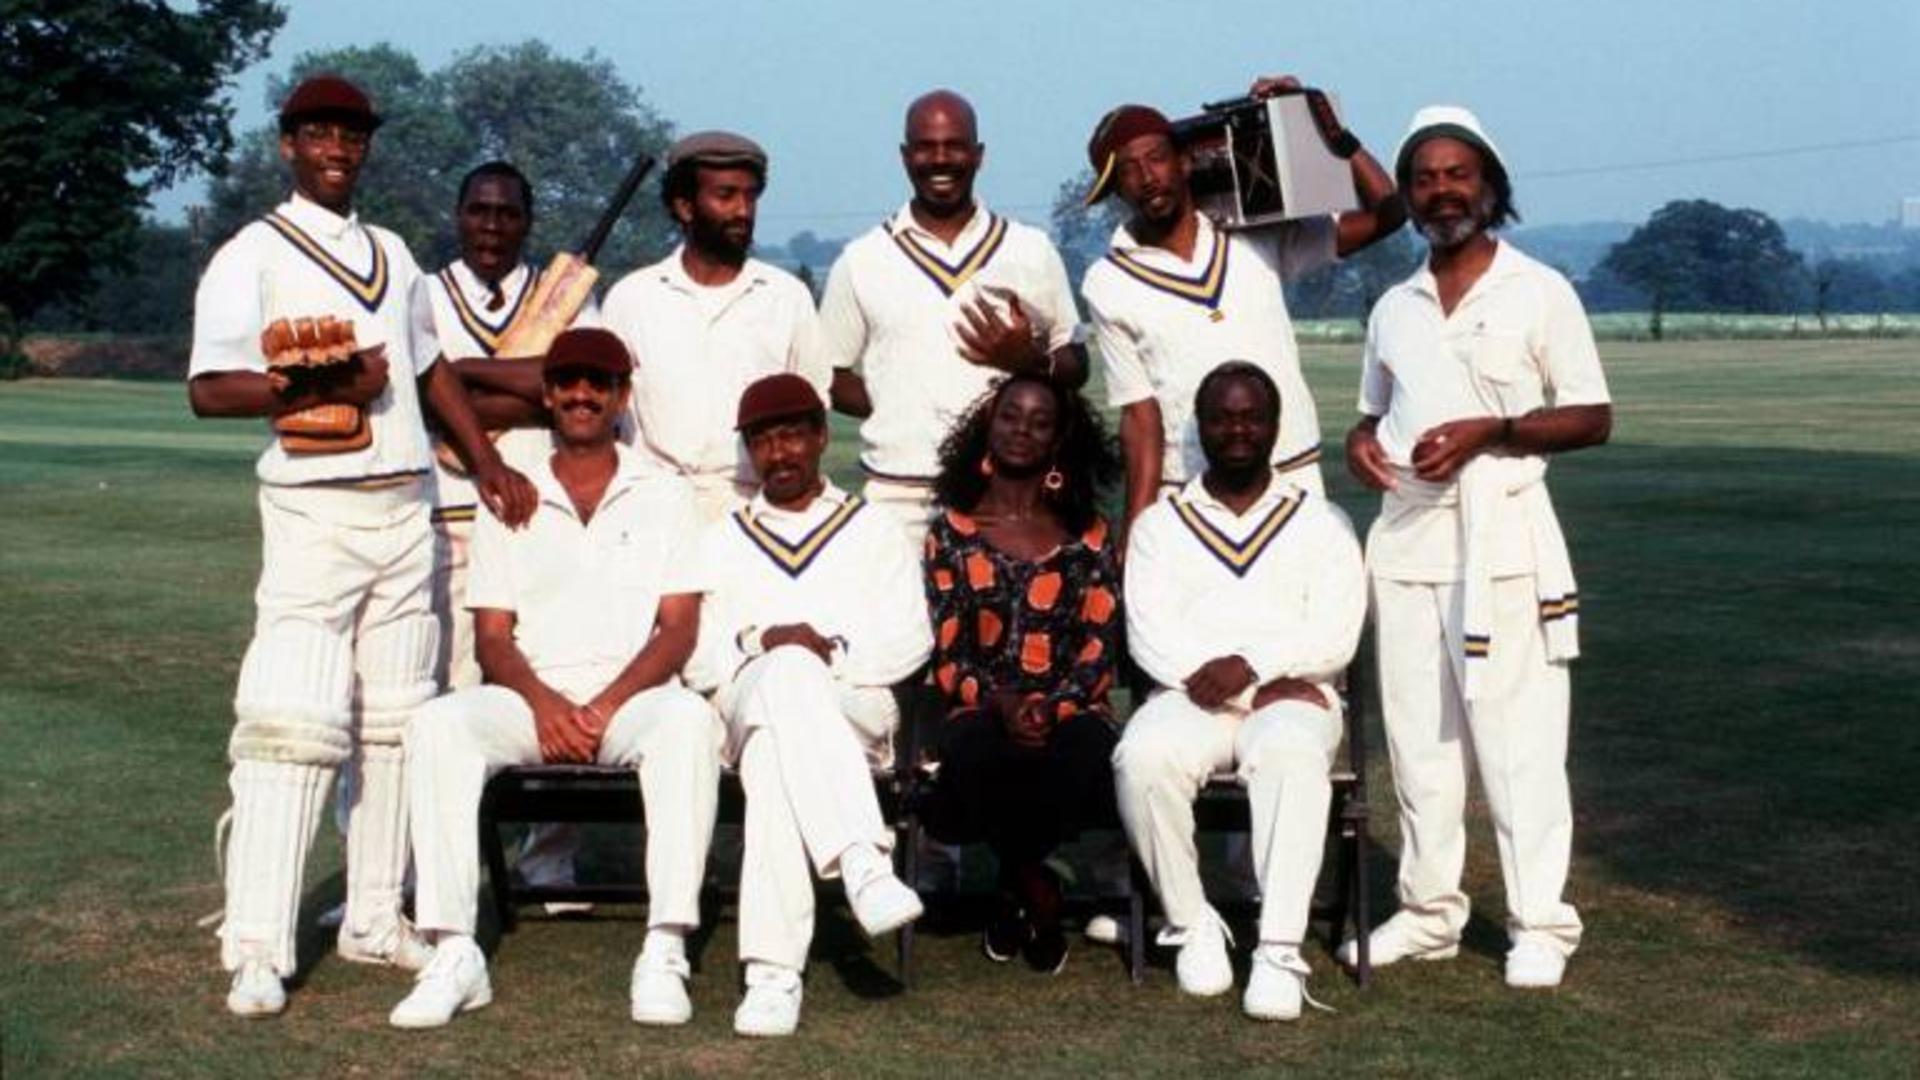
919,371,1124,974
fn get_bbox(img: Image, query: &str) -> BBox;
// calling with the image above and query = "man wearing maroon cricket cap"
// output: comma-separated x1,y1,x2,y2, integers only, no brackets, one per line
392,326,726,1030
188,71,537,1017
686,373,930,1037
1080,75,1406,531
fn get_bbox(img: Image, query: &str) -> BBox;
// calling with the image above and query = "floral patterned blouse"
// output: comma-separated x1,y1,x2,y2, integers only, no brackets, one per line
923,508,1121,725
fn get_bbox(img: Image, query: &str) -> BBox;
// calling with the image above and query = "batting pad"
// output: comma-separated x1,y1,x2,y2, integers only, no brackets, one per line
353,612,439,747
343,741,410,937
221,759,332,976
231,618,354,765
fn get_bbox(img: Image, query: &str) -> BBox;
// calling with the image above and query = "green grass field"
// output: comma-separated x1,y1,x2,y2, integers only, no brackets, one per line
3,340,1917,1077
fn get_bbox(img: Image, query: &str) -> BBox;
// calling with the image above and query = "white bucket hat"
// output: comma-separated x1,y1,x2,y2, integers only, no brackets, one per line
1393,105,1508,186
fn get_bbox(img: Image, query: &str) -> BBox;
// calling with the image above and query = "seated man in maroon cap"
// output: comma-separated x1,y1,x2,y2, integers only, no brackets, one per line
187,72,537,1017
687,373,930,1038
389,328,724,1030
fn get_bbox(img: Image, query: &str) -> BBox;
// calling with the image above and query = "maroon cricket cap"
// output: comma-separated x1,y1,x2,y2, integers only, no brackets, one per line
736,373,824,431
279,74,383,134
1084,104,1175,205
543,327,632,380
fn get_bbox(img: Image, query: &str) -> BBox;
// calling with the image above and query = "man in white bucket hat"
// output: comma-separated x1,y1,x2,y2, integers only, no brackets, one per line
1339,105,1613,989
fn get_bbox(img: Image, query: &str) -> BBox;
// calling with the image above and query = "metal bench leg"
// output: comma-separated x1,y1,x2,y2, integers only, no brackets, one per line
1353,820,1371,988
1128,857,1147,985
898,811,920,988
478,779,515,933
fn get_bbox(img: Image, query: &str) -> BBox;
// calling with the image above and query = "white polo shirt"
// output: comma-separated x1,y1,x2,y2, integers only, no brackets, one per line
190,193,440,486
600,249,827,485
819,201,1080,481
424,259,602,515
688,481,933,692
1124,473,1365,692
1358,239,1611,581
466,443,707,693
1082,212,1336,487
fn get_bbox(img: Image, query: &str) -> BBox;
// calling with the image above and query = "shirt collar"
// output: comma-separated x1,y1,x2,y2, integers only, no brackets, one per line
448,259,532,303
888,199,990,248
1109,208,1216,263
1407,236,1522,305
1179,468,1292,518
745,478,849,525
532,442,648,521
279,192,361,241
656,245,771,297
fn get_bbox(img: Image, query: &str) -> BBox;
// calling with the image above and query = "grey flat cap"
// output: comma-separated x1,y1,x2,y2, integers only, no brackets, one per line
666,130,768,171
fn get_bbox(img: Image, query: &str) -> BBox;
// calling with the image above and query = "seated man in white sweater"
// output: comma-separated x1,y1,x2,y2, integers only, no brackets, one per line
689,373,930,1038
389,328,723,1029
1114,361,1366,1022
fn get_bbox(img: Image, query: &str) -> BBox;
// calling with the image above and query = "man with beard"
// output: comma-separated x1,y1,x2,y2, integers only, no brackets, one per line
187,74,538,1016
1338,107,1611,989
689,373,931,1037
821,89,1087,546
390,328,722,1029
1080,75,1404,528
1114,362,1365,1020
601,131,827,522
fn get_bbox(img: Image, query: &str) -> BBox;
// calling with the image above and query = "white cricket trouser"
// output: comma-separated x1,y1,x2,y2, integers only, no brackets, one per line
430,513,482,692
1114,690,1341,946
718,647,898,970
222,479,437,975
861,477,938,551
1373,574,1583,955
406,681,723,936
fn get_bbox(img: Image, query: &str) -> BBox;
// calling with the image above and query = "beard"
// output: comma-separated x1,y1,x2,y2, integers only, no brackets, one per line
1416,186,1499,251
688,213,752,264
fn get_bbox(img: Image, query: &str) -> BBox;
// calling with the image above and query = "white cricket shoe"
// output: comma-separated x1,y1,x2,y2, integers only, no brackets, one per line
733,962,803,1038
1335,913,1459,970
1504,940,1568,989
1084,914,1127,946
338,915,434,972
841,845,924,938
225,957,286,1018
630,934,693,1026
1173,917,1234,998
1243,945,1309,1021
389,936,492,1029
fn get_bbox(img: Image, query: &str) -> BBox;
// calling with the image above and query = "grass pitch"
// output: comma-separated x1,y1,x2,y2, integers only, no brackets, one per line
2,341,1917,1077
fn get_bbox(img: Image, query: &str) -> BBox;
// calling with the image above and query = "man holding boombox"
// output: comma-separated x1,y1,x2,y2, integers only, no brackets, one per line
186,74,537,1018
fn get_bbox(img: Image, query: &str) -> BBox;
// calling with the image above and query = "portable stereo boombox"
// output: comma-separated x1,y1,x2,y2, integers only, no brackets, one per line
1170,88,1360,230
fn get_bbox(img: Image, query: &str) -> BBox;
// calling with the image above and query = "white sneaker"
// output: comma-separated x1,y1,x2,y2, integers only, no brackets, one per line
1085,914,1126,946
1243,945,1309,1021
1504,940,1568,989
841,845,924,938
733,962,803,1037
338,915,435,972
225,957,286,1018
1335,913,1459,970
1173,918,1234,998
630,935,693,1026
389,936,492,1029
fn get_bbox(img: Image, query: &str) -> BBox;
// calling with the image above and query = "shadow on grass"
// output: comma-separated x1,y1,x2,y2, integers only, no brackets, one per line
1334,442,1920,980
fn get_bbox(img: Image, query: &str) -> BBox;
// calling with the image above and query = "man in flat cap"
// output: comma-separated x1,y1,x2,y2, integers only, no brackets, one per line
1340,106,1611,989
187,72,537,1017
1080,74,1404,531
687,373,930,1037
390,328,723,1029
601,131,828,523
819,88,1088,549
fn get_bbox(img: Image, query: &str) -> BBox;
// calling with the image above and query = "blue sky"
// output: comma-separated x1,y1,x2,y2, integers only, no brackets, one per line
158,0,1920,238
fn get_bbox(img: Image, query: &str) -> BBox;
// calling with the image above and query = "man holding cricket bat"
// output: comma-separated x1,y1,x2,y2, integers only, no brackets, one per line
601,131,830,523
186,74,537,1018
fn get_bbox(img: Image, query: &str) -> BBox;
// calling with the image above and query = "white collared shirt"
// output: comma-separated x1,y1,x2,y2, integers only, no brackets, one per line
466,444,708,691
1125,471,1365,691
425,258,603,512
600,248,827,483
1082,212,1336,485
819,200,1081,480
687,480,932,691
189,193,440,485
1358,239,1610,581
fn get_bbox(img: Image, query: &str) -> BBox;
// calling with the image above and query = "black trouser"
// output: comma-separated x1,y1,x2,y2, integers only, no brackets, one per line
921,711,1118,871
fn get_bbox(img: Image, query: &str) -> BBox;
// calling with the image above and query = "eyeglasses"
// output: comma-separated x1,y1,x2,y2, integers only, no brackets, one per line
294,122,371,149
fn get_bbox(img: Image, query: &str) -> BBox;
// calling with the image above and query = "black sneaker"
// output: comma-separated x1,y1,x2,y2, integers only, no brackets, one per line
1023,925,1069,975
982,900,1030,963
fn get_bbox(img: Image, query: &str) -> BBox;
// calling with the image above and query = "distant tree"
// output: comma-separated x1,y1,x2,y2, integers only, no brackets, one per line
1049,170,1125,308
1810,257,1896,324
0,0,283,342
794,262,819,302
28,224,197,335
207,42,675,276
1598,199,1804,338
788,230,845,270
